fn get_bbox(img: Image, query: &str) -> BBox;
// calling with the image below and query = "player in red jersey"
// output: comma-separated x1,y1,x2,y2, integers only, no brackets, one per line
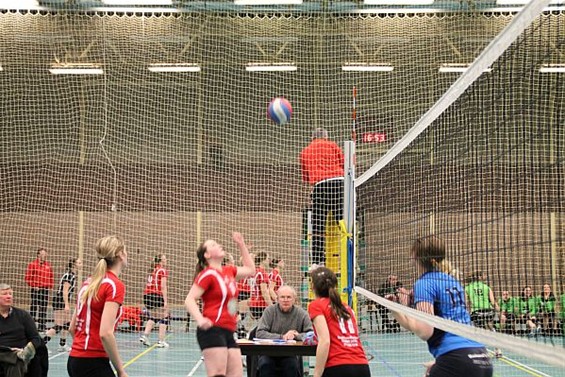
185,232,255,377
268,258,284,301
309,266,370,377
67,235,129,377
248,251,273,319
139,253,170,348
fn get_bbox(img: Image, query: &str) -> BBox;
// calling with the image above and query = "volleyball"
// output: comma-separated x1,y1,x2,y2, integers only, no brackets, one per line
267,97,293,125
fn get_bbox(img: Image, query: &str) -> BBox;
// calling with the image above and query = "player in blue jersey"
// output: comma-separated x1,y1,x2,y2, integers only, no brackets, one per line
391,235,493,377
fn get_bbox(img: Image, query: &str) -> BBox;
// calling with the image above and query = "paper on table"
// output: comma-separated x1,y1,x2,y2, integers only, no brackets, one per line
252,338,297,344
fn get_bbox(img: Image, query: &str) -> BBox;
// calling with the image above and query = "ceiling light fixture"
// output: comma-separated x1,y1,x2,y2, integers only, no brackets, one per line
49,63,104,75
438,63,492,73
101,0,173,4
235,0,302,5
364,0,434,5
342,63,394,72
0,0,38,7
148,63,201,72
539,63,565,73
245,63,297,72
496,0,561,4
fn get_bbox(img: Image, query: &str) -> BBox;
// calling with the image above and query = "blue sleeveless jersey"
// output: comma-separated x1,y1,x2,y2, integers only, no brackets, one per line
414,271,485,358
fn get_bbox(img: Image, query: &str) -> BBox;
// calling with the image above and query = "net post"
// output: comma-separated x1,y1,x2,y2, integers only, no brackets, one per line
343,140,356,308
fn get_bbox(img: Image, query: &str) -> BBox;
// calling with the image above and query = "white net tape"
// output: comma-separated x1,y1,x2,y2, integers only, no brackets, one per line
356,286,565,369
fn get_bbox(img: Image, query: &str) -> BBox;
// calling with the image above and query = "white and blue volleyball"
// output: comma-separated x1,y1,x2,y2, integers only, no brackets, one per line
267,97,293,125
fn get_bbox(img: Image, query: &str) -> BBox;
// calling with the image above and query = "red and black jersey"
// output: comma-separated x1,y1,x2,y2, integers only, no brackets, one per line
269,268,283,294
194,265,239,332
249,267,270,308
70,271,125,358
144,264,168,296
308,297,368,368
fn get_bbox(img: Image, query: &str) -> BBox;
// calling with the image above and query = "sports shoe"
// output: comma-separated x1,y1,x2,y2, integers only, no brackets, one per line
494,348,503,358
17,342,36,363
156,341,169,348
57,345,71,352
139,335,151,346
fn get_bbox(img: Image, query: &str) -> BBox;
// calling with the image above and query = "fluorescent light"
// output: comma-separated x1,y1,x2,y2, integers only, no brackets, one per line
235,0,302,4
148,63,201,72
0,64,3,72
0,0,38,7
49,63,104,75
342,63,393,72
496,0,562,4
438,63,492,73
101,0,172,4
246,63,297,72
539,64,565,73
364,0,434,5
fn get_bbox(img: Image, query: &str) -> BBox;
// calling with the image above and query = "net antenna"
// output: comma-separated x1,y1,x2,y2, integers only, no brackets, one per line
356,287,565,368
355,0,553,187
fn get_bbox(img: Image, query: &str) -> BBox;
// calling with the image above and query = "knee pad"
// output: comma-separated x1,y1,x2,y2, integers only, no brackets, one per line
63,322,71,331
158,318,170,326
52,324,62,333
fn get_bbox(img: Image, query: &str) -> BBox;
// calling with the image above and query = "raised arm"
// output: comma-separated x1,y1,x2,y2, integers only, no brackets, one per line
233,232,254,280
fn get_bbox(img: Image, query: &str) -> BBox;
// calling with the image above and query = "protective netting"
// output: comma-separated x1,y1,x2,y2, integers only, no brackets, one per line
0,4,563,376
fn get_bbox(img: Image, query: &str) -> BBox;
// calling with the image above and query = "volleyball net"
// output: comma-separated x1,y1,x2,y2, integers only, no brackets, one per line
353,0,565,372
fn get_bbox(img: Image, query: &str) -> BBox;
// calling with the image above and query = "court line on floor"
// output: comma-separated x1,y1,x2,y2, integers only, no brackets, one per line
124,334,174,369
48,350,68,361
363,342,403,377
494,354,552,377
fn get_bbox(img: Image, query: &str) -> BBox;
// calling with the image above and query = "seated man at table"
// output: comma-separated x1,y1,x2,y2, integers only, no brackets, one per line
255,285,313,377
0,283,48,377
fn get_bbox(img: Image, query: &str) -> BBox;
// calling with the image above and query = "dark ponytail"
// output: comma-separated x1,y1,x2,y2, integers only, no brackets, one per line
194,243,209,281
310,267,350,320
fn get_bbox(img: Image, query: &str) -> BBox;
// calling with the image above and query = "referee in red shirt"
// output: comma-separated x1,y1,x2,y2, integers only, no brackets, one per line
300,128,344,266
24,248,54,332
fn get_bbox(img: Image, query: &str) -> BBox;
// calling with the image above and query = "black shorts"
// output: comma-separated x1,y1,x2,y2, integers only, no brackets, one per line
52,294,66,311
431,347,493,377
322,364,371,377
143,293,164,310
196,326,238,350
471,310,495,326
67,356,114,377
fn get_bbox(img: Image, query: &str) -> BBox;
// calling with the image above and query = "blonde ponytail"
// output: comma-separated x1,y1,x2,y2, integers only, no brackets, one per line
81,235,124,303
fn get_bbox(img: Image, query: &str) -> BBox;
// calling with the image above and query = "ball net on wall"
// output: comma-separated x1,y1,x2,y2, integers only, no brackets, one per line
0,1,563,375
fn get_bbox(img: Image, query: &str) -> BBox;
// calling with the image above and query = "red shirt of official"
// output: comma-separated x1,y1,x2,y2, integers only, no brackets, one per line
24,259,54,289
248,267,270,309
195,265,239,332
300,138,344,185
70,271,125,358
143,264,168,296
308,297,368,368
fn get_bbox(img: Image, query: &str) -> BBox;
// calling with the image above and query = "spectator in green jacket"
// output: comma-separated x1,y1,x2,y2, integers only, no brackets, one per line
515,286,540,337
498,290,516,334
539,283,557,336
